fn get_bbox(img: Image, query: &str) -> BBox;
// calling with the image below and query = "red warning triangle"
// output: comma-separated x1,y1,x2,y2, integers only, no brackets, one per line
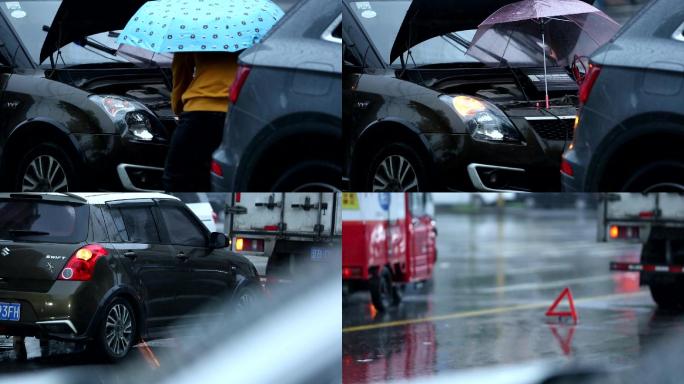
548,324,576,356
545,287,578,323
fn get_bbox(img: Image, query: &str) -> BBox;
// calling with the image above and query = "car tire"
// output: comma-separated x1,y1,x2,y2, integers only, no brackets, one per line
95,298,137,363
366,143,427,192
369,266,394,312
619,160,684,192
15,142,79,192
270,159,341,192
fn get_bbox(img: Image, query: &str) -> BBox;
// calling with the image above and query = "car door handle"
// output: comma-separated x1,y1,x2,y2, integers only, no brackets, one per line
123,251,137,260
176,252,189,261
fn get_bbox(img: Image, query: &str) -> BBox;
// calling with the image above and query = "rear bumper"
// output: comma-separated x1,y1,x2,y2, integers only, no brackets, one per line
211,105,266,192
0,281,97,341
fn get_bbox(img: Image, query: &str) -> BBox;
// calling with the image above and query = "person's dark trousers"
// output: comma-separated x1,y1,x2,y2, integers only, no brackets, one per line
163,111,225,192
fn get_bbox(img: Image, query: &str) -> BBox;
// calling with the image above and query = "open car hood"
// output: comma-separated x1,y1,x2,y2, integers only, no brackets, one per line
39,0,148,63
389,0,594,64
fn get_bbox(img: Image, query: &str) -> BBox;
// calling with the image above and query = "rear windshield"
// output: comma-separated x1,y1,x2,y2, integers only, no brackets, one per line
0,200,89,243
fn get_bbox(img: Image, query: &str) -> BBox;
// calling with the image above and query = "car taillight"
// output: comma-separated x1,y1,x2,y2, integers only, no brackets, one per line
578,64,601,105
59,244,108,281
212,211,218,223
229,65,251,104
560,159,574,176
211,160,223,177
234,237,264,252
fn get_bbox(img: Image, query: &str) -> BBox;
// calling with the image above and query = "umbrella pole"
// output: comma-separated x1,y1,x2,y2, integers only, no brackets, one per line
542,20,550,109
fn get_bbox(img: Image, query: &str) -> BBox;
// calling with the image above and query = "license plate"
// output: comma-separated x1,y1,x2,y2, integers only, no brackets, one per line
310,247,330,261
0,302,20,321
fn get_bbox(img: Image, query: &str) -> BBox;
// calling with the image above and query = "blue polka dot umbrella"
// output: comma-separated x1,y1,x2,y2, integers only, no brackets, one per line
116,0,284,53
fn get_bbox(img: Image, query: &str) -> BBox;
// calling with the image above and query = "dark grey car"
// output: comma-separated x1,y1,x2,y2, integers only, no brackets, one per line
562,0,684,192
211,0,342,192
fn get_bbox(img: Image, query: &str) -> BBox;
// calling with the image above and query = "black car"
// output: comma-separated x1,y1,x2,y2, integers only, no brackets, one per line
211,0,342,192
0,193,261,361
343,0,583,192
0,0,173,192
562,0,684,192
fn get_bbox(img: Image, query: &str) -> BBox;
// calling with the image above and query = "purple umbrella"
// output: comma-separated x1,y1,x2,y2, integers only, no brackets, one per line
466,0,619,109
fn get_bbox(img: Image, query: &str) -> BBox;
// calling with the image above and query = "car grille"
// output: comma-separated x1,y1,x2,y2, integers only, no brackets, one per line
527,118,574,141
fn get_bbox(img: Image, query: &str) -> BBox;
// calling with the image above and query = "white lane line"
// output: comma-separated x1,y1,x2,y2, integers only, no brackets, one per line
476,274,615,293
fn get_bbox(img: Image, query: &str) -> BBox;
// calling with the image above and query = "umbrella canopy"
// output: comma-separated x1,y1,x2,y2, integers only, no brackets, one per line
466,0,619,108
116,0,284,53
466,0,619,67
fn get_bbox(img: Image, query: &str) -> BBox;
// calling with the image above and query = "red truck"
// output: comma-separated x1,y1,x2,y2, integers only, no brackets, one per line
342,193,437,310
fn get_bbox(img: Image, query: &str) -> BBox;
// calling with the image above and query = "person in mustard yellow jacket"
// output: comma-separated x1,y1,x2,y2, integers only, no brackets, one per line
163,51,239,192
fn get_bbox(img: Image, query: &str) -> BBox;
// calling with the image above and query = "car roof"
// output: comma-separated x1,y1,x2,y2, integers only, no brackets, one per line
72,193,180,205
0,192,179,205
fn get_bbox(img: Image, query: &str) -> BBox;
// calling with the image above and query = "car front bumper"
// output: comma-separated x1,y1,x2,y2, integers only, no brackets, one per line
72,133,168,191
424,131,566,192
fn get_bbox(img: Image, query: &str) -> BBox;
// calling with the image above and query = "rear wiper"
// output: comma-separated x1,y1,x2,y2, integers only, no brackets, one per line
7,230,51,236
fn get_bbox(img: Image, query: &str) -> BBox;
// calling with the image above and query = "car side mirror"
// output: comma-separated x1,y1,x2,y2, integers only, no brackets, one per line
209,232,230,249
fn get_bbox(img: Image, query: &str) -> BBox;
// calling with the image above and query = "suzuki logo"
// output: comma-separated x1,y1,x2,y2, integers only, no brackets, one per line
0,247,9,257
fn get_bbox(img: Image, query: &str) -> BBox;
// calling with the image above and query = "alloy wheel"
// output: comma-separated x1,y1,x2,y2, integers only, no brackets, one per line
104,304,133,357
22,155,69,192
372,155,419,192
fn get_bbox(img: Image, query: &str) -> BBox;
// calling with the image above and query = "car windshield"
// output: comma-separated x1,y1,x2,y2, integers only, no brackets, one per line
0,200,88,243
0,1,127,67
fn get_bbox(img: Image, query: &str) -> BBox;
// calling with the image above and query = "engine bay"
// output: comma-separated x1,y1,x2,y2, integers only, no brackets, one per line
403,66,580,109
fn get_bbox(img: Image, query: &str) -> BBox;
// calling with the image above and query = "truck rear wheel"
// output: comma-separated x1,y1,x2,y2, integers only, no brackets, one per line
649,282,682,309
369,267,394,311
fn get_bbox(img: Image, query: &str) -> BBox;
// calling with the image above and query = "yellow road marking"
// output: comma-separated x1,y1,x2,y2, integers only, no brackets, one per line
342,290,649,333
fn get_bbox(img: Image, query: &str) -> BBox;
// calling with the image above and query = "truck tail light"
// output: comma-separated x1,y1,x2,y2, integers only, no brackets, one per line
229,65,251,104
578,64,601,105
342,267,362,279
234,237,264,252
58,244,108,281
609,225,639,240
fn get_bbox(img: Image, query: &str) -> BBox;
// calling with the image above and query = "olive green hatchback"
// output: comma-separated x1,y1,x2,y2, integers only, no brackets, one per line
0,193,260,361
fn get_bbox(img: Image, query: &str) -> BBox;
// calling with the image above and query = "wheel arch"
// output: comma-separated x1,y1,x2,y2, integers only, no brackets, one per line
237,112,342,191
86,285,147,341
1,119,83,187
351,119,433,189
587,113,684,190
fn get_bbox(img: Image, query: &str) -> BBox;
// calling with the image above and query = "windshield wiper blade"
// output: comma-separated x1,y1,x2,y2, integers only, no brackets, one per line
7,230,51,236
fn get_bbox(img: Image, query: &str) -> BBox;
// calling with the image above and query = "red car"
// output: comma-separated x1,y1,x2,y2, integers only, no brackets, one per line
342,193,437,310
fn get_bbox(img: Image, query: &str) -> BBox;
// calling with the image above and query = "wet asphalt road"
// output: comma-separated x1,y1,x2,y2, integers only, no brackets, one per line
0,336,173,380
342,208,684,383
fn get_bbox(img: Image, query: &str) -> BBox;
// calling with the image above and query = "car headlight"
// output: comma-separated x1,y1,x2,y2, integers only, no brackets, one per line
89,95,162,142
440,95,523,143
